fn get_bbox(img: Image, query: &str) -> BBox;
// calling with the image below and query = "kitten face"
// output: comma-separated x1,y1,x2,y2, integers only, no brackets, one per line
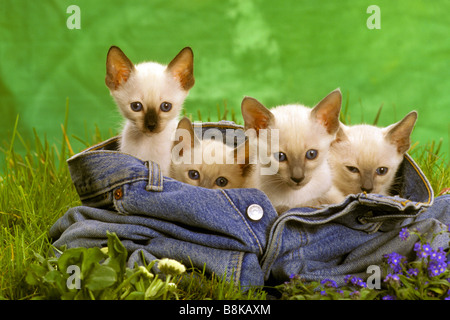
330,111,417,197
170,118,254,189
241,89,342,208
259,105,336,190
105,46,194,136
172,154,250,189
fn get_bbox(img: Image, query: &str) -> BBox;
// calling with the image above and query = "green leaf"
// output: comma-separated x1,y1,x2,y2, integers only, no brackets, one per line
57,247,85,274
84,265,117,291
359,288,381,300
43,269,64,284
80,247,108,279
125,291,145,300
30,263,48,279
61,291,78,300
32,252,47,264
25,271,40,286
145,277,165,299
428,286,445,295
103,232,127,281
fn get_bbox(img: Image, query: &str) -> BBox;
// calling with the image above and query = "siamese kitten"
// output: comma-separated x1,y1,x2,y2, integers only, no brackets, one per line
105,46,194,176
325,111,418,203
170,117,254,189
241,89,342,212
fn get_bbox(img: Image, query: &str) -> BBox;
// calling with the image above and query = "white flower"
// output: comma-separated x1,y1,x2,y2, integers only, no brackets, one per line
167,282,177,292
157,258,186,276
138,266,154,279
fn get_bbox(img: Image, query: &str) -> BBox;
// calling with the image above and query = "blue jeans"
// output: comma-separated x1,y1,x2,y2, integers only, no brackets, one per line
50,121,450,287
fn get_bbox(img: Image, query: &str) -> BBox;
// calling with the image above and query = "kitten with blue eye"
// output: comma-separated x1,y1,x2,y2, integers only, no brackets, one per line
170,117,255,189
105,46,194,176
324,111,418,203
241,89,342,212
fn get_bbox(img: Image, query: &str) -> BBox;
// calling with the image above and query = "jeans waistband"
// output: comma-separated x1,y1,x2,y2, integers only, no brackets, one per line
68,116,434,223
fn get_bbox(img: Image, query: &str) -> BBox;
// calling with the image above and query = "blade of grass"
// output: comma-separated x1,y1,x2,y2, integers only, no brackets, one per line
59,98,70,172
372,103,384,126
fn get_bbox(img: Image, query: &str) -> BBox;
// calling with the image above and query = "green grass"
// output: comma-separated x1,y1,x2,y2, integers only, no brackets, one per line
0,104,449,300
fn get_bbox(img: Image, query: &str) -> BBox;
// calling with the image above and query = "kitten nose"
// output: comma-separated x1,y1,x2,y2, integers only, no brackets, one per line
361,175,373,193
361,186,373,193
290,176,304,184
145,109,158,132
147,123,157,131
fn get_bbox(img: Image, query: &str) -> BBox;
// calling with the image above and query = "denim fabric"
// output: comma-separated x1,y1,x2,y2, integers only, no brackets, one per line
50,121,450,288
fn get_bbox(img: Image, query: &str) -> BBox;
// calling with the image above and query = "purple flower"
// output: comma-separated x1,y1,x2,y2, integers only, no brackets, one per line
414,242,432,258
445,289,450,300
321,279,338,288
289,273,300,280
423,247,448,277
399,228,410,241
428,260,447,277
344,275,367,288
382,294,397,300
407,268,419,277
430,247,447,264
384,273,400,283
384,252,407,273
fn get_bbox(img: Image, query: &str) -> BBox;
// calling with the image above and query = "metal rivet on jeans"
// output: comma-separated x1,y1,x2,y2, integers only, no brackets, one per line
247,204,263,221
113,188,123,200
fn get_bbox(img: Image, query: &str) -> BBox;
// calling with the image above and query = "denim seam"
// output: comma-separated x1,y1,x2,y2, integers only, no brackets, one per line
359,197,429,209
362,221,383,234
235,252,243,286
193,122,244,130
262,221,286,280
69,136,118,154
289,225,305,263
269,226,284,279
113,198,126,215
359,211,424,223
228,252,244,286
146,161,163,192
78,177,148,202
279,202,360,225
404,154,433,204
220,190,264,255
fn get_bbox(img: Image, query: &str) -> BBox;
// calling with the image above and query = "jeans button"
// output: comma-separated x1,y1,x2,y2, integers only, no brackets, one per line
247,204,263,221
114,188,123,200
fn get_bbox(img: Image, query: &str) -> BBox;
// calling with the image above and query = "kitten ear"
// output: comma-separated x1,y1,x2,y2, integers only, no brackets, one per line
175,117,199,153
333,124,348,143
166,47,195,91
241,97,274,134
385,111,417,154
105,46,135,90
310,89,342,134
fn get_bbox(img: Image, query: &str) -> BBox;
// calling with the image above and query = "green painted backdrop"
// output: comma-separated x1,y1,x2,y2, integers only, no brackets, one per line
1,0,449,162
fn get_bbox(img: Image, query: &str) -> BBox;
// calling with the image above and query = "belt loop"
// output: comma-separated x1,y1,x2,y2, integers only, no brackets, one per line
145,161,164,192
